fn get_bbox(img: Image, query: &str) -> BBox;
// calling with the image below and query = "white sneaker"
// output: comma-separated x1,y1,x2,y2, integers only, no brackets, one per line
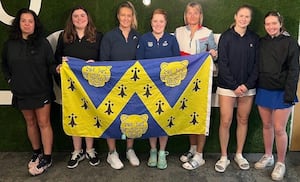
126,149,140,166
107,151,124,169
254,154,274,169
271,162,286,181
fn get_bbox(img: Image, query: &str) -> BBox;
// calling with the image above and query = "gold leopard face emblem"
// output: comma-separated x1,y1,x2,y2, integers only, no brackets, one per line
120,114,148,138
82,65,112,87
160,60,189,87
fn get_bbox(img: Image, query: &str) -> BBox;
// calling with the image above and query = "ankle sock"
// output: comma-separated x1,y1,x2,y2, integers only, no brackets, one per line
33,148,42,154
190,145,197,153
235,153,243,159
193,152,203,161
43,154,52,163
220,156,228,161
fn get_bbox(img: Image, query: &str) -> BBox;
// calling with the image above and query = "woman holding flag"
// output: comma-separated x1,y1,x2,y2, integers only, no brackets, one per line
174,1,217,170
136,8,180,169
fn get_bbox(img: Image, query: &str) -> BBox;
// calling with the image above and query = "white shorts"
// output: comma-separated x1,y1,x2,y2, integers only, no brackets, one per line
216,87,256,97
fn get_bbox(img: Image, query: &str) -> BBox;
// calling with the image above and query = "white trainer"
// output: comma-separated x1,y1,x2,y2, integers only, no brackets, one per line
126,149,140,166
107,151,124,170
271,162,286,181
254,154,274,169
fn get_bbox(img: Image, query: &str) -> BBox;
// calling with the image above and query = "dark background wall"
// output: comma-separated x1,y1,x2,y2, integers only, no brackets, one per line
0,0,299,152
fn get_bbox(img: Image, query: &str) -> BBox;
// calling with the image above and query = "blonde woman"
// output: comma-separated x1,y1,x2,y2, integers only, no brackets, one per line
100,1,140,170
175,1,217,170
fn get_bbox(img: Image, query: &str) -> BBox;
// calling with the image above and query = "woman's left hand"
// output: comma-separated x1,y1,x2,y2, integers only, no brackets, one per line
209,49,218,59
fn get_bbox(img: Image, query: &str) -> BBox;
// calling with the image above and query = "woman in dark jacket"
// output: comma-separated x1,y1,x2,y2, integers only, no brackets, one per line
1,8,58,176
254,11,299,181
215,5,259,173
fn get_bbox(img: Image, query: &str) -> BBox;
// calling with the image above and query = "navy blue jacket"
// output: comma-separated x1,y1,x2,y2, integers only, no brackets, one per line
136,32,180,59
100,27,140,61
217,28,259,90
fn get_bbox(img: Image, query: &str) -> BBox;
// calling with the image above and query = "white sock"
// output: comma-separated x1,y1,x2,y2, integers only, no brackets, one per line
194,152,203,160
235,153,243,159
190,145,197,153
220,156,228,161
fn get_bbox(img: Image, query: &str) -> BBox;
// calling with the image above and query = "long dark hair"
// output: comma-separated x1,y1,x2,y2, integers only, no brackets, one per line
63,6,97,43
9,8,44,43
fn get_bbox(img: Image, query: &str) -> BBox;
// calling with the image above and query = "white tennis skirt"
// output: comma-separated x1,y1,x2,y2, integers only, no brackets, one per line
216,87,256,97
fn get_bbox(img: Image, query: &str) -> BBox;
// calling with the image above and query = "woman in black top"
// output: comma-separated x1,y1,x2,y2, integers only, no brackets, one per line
1,8,58,176
55,6,103,169
254,11,299,181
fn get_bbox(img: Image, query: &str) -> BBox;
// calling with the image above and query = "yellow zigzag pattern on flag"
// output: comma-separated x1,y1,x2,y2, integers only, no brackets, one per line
61,56,213,138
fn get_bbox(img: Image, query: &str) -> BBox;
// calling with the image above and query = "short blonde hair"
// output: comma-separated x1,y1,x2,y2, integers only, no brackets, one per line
184,1,203,25
117,1,138,29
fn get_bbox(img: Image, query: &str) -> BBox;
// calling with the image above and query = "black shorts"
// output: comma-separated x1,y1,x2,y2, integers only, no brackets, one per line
12,93,54,110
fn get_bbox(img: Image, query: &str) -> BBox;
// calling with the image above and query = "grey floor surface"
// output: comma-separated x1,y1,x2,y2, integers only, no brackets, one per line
0,152,299,182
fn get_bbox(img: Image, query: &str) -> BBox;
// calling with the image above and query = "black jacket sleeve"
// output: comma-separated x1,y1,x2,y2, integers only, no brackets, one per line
284,39,299,103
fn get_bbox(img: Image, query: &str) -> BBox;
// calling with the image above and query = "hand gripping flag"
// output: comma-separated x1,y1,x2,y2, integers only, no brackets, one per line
61,53,213,139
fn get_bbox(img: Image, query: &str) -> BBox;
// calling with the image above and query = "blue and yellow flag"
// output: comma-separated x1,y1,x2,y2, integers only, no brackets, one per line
61,53,213,139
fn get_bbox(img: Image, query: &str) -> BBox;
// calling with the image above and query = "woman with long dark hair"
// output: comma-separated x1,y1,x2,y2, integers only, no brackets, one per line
55,6,103,169
1,8,58,176
254,11,299,181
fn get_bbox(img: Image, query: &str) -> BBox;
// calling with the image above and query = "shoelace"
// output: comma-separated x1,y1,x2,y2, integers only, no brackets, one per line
37,158,49,169
31,153,40,162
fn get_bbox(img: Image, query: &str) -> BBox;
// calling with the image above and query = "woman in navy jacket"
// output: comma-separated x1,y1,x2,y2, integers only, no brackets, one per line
215,5,259,173
136,8,180,170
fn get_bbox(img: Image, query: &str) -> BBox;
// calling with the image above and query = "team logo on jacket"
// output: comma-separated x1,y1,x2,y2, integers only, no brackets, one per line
162,41,168,47
148,42,153,47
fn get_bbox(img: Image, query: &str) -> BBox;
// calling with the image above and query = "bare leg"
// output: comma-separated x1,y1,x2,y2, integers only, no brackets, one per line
85,137,94,150
22,110,41,150
189,134,197,146
196,134,206,153
107,138,116,152
159,136,168,151
236,96,253,154
273,108,291,163
258,106,274,156
149,137,157,149
127,138,134,149
218,95,236,156
35,104,53,155
72,136,82,151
